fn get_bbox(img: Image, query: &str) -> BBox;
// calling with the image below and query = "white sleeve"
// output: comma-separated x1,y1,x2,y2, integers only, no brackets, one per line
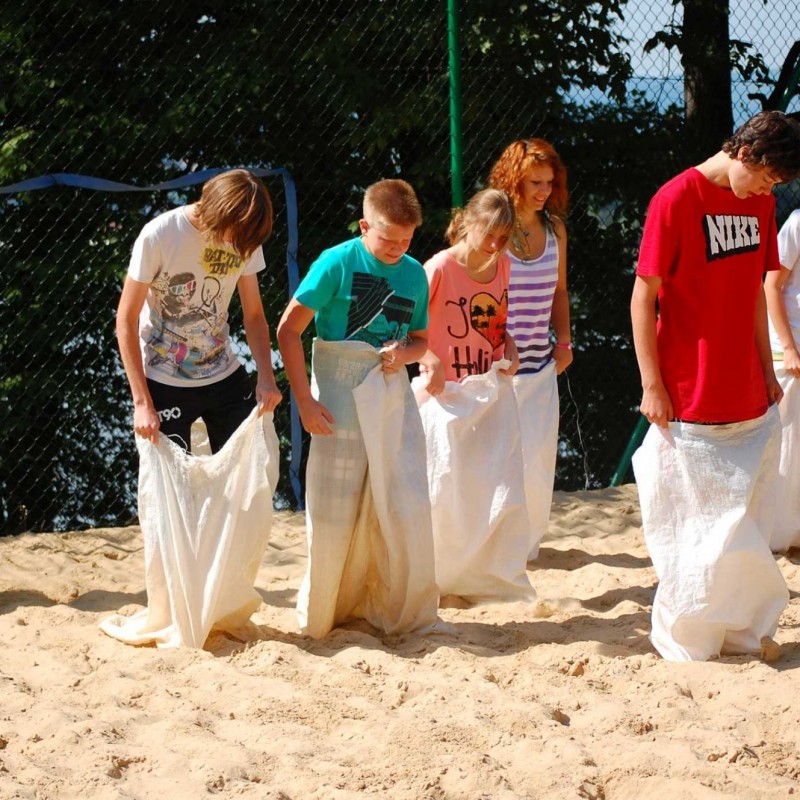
778,210,800,272
128,224,163,283
243,244,266,276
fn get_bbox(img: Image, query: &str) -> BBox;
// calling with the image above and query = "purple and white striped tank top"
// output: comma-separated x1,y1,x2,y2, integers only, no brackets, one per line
506,226,559,375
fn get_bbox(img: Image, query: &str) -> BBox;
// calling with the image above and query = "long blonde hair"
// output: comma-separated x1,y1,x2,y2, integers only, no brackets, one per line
445,188,515,247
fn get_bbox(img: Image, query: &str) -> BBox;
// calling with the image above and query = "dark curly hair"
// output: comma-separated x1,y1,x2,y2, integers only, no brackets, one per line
722,111,800,182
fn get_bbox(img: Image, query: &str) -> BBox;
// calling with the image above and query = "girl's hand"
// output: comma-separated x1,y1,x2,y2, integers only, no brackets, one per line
499,335,520,376
421,358,446,396
552,343,573,374
417,349,445,396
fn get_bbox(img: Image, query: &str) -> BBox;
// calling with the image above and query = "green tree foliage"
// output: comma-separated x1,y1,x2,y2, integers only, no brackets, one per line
642,0,773,158
0,0,687,531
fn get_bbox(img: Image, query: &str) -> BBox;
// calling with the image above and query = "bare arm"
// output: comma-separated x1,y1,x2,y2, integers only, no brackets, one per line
755,283,783,405
380,329,428,372
550,219,573,374
630,273,673,427
276,298,335,435
237,273,282,414
764,267,800,376
116,276,160,441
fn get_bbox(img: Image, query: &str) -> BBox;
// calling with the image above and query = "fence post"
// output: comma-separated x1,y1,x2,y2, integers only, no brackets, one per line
448,0,464,207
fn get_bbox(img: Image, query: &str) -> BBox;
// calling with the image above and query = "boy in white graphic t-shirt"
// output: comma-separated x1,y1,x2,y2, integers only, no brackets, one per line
116,169,282,452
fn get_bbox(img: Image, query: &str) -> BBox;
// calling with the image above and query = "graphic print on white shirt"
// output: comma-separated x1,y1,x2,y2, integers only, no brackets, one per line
147,248,241,377
129,207,265,387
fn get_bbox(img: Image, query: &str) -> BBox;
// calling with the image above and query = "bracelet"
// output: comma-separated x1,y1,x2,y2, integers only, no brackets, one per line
554,342,573,351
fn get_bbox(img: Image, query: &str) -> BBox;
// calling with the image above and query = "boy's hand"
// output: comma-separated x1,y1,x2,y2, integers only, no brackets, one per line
134,403,160,442
552,343,573,374
298,396,335,435
640,384,673,428
256,375,283,415
765,373,784,406
499,336,520,376
380,339,406,373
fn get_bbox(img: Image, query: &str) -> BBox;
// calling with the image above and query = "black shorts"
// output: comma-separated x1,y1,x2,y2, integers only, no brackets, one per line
147,366,256,454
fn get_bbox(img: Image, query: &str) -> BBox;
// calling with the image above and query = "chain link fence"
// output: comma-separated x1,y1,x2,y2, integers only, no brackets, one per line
1,0,798,533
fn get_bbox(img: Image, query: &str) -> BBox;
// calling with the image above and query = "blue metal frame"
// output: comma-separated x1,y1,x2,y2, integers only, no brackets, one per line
0,167,305,509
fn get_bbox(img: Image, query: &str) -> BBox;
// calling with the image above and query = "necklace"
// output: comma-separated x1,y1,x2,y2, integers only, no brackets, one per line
512,217,533,256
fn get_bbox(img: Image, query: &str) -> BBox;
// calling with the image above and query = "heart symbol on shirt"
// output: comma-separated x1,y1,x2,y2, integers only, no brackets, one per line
470,290,508,350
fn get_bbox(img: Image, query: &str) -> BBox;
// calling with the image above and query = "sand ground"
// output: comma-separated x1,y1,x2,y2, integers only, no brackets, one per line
2,484,800,799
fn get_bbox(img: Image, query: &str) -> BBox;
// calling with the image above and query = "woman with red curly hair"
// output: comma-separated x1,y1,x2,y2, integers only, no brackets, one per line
488,138,572,560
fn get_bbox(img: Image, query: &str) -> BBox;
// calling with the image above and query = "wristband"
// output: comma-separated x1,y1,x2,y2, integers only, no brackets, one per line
554,342,573,351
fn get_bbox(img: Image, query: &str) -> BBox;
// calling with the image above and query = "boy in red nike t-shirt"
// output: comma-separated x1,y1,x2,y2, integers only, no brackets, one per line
630,111,800,662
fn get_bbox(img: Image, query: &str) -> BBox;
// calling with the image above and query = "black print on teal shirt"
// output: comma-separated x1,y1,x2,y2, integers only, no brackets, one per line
345,272,416,343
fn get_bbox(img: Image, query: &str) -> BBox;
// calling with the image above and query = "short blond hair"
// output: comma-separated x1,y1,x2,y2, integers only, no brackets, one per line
363,179,422,228
195,169,273,260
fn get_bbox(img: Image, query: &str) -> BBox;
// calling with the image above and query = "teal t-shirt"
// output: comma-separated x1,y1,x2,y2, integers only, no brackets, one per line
295,238,429,347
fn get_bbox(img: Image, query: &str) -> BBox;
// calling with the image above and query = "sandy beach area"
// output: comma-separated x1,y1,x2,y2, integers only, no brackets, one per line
2,484,800,799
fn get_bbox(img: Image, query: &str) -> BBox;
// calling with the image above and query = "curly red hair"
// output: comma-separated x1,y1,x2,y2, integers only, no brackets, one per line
488,138,568,219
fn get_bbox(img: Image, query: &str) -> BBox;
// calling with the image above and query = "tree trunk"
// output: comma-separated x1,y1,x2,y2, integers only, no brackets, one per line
682,0,733,158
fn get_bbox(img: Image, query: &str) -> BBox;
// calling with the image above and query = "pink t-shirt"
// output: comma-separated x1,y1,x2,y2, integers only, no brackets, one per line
636,167,779,422
424,249,511,381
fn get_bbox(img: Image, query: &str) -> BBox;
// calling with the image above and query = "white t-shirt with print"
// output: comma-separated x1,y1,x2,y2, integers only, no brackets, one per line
128,206,266,387
769,209,800,354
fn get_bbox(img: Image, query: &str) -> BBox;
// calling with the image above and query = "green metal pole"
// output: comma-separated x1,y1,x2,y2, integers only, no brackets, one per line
609,414,649,487
447,0,464,207
778,59,800,112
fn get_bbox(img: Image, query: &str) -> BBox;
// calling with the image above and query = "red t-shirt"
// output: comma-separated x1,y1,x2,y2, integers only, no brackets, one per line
636,167,779,422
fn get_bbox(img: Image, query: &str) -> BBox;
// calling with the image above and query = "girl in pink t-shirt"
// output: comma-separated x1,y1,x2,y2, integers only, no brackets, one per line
416,189,533,604
423,189,519,382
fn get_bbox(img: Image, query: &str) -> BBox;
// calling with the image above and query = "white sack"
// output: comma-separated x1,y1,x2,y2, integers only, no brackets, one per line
513,361,559,560
297,339,439,639
413,363,535,603
632,407,788,661
100,407,279,649
770,365,800,551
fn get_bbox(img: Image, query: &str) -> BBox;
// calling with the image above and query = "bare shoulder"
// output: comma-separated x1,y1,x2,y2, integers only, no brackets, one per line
550,215,567,239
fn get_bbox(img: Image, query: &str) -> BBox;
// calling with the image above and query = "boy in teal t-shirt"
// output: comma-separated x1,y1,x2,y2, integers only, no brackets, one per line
295,237,429,347
278,179,443,639
281,181,440,433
